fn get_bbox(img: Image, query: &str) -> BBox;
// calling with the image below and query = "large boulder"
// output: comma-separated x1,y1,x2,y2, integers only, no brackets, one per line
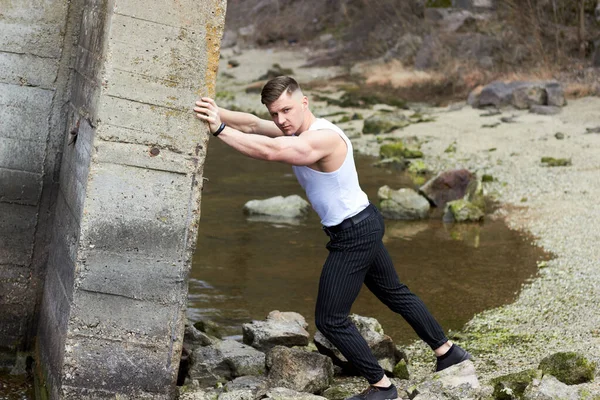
476,81,522,108
470,81,566,110
266,346,334,394
377,186,430,220
538,352,596,385
188,340,266,386
545,81,566,107
243,311,310,352
409,360,480,399
314,314,406,376
243,195,310,219
512,84,547,109
522,375,579,400
419,169,475,209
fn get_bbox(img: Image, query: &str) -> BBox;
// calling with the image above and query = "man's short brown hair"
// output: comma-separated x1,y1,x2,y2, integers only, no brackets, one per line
261,76,300,105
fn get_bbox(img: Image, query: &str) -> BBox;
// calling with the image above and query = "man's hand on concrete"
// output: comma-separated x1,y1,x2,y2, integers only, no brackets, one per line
194,97,222,133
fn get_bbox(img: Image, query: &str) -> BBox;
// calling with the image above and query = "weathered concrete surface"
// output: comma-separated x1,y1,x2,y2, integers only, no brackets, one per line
0,0,78,370
32,0,227,398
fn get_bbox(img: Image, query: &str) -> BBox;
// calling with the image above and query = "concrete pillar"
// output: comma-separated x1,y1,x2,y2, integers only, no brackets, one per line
0,0,77,369
35,0,226,398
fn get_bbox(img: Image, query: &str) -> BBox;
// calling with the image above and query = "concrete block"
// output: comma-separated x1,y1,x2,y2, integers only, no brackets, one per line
0,265,34,306
0,168,42,206
113,0,220,27
1,0,70,24
0,20,64,58
51,191,80,265
70,70,101,118
96,96,198,152
95,141,190,174
78,3,109,55
105,67,202,110
78,250,184,304
84,164,192,252
0,305,26,349
62,336,174,395
41,266,73,333
108,14,204,85
0,83,53,141
74,45,103,85
0,137,45,173
0,52,60,88
0,203,36,266
69,290,179,340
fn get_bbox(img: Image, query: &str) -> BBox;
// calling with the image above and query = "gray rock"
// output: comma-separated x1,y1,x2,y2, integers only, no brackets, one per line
444,199,485,222
185,323,219,347
420,169,475,209
264,387,328,400
314,315,406,376
377,186,430,220
522,375,579,400
477,81,520,108
530,105,561,115
266,346,334,394
321,377,368,400
188,340,266,386
243,311,310,352
538,351,596,385
596,1,600,23
409,360,480,399
243,195,310,219
194,320,224,339
512,84,547,109
180,387,222,400
545,81,566,107
491,368,542,400
225,376,269,398
218,390,255,400
266,310,309,328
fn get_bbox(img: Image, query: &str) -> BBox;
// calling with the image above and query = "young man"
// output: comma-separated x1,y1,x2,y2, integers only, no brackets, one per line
193,76,470,400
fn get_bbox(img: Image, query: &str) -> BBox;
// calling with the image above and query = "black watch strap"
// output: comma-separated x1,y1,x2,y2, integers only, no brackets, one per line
213,122,226,137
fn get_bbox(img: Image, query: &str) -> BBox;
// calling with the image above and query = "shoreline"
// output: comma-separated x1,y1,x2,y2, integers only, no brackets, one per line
215,48,600,387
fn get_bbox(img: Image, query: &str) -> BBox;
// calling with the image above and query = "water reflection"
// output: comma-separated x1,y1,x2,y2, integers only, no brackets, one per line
190,139,544,344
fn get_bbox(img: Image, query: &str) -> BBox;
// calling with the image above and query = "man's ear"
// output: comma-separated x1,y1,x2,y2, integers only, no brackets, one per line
302,95,309,110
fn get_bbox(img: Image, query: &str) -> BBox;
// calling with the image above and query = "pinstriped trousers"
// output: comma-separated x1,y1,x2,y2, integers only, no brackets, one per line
316,205,448,384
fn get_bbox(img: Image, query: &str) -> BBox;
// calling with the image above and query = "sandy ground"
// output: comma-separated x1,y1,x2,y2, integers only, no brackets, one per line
214,47,600,389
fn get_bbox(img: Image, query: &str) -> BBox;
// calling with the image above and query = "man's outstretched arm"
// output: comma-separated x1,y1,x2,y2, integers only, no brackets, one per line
194,98,336,166
194,97,283,138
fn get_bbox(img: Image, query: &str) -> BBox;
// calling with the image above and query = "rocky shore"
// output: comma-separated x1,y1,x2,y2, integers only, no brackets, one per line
203,47,600,398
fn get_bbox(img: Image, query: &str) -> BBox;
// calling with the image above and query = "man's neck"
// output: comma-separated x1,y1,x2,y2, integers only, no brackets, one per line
297,112,317,135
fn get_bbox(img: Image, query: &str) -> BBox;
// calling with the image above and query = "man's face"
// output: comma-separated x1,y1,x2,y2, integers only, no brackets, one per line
266,90,308,136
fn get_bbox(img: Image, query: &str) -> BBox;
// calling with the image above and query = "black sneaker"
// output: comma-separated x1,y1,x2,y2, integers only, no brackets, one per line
435,344,472,372
345,384,398,400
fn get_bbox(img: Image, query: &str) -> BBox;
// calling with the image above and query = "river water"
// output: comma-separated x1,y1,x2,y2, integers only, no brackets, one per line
188,137,545,344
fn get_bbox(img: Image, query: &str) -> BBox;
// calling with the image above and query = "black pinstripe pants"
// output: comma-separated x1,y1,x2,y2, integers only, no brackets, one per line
315,205,448,384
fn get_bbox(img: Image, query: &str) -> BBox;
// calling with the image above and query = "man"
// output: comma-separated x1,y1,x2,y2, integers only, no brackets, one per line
194,76,471,400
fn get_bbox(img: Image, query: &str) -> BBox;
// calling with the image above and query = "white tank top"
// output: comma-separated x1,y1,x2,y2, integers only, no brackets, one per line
292,118,369,226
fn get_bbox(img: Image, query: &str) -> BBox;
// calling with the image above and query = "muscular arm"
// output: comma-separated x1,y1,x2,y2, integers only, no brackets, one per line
217,127,338,166
195,98,283,138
